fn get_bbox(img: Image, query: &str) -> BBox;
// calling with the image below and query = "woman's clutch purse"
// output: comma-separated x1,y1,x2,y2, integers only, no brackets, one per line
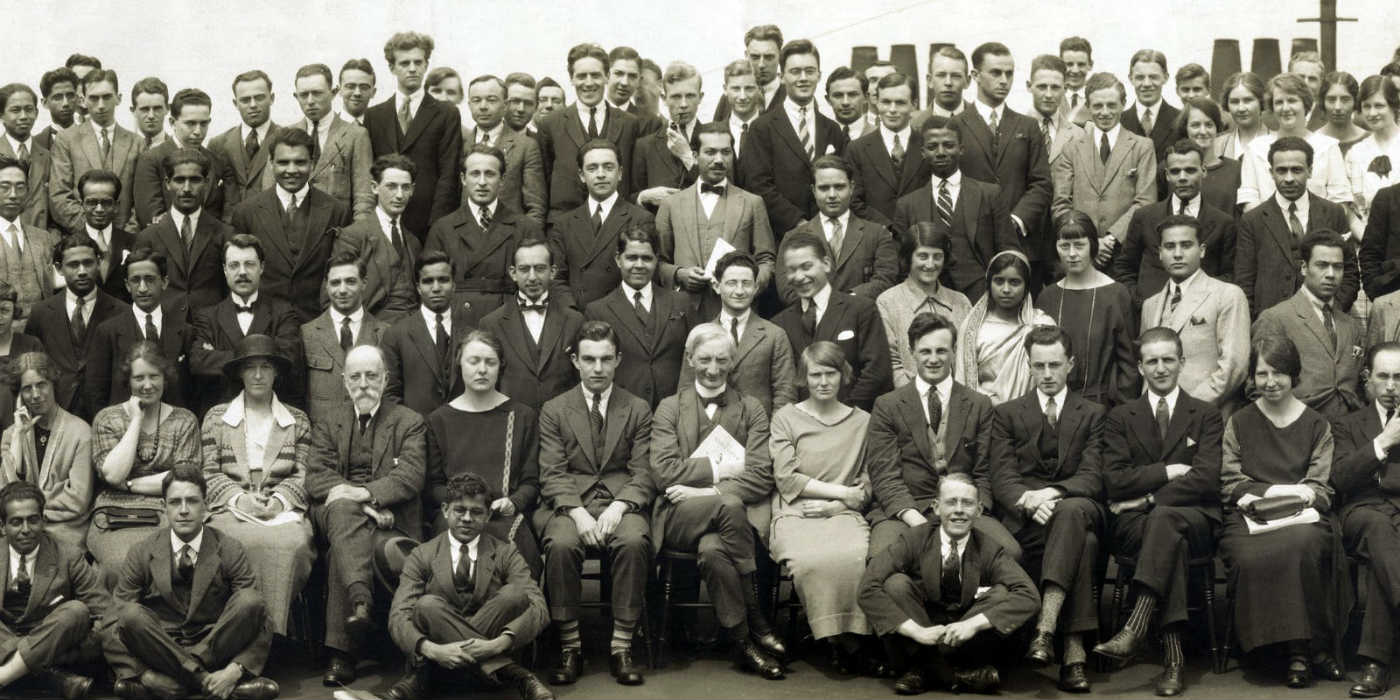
1242,494,1307,522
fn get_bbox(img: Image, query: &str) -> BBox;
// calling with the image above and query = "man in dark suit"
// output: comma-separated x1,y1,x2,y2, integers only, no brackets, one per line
584,226,692,408
0,482,109,699
35,69,79,154
719,60,764,186
502,73,539,136
189,234,302,413
290,64,376,221
330,154,421,326
536,320,654,686
894,116,1019,300
132,89,229,229
826,68,875,142
631,62,702,210
549,140,653,308
604,47,662,135
1234,137,1355,317
1360,183,1400,301
1058,38,1094,127
464,75,546,225
230,128,352,323
776,155,897,305
848,72,929,227
0,84,52,232
128,78,169,154
302,253,389,426
538,43,642,223
74,170,136,302
103,467,277,700
381,250,468,417
364,32,463,239
910,46,975,133
771,232,892,410
85,248,195,412
306,344,425,686
1114,140,1236,306
712,24,786,122
23,234,121,419
480,238,583,412
384,472,551,700
1094,327,1223,696
1120,50,1181,173
133,148,234,320
338,59,378,128
859,475,1039,695
206,70,284,215
988,326,1106,693
741,39,850,236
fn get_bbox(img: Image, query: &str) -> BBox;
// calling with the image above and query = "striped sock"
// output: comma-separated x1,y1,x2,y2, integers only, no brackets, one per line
1163,629,1183,667
558,619,581,649
1125,591,1156,636
611,618,637,653
1064,633,1087,665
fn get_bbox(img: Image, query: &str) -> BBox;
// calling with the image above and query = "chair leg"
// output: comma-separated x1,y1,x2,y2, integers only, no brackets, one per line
1202,562,1220,674
658,560,674,668
1216,573,1234,674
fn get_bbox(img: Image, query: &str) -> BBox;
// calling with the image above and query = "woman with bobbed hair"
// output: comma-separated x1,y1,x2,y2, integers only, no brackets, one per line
1215,72,1272,161
1173,97,1243,216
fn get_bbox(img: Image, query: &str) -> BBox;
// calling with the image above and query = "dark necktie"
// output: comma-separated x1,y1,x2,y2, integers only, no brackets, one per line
358,413,372,434
798,106,813,161
730,316,741,344
1099,132,1111,163
1045,395,1059,429
590,391,606,462
480,129,491,145
144,135,153,151
70,296,87,345
15,142,27,162
843,123,851,139
927,388,943,434
1322,303,1337,350
309,120,321,163
1041,117,1052,148
180,214,193,250
1155,396,1170,441
591,203,604,233
340,316,353,352
936,180,953,230
587,106,599,138
1178,198,1189,216
99,128,112,167
145,313,159,342
12,558,30,601
398,98,412,136
1162,283,1181,324
940,543,961,605
801,299,817,336
435,313,450,359
176,545,194,583
245,128,259,161
632,291,649,327
284,192,299,234
1388,408,1396,427
1288,202,1304,238
988,109,1000,151
1071,92,1080,110
827,217,844,258
1141,107,1154,136
390,218,407,262
890,133,905,169
453,543,472,591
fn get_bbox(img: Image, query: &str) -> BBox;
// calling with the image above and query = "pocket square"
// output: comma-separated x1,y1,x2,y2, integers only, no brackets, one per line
824,144,836,155
837,329,855,341
1127,167,1138,178
120,249,131,264
975,586,993,599
1187,437,1197,447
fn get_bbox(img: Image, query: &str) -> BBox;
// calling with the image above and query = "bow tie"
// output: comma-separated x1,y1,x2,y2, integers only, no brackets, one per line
703,393,728,409
519,301,547,313
701,183,726,196
234,304,254,314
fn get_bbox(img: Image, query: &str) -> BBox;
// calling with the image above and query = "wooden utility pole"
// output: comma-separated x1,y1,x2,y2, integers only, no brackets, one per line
1297,0,1357,69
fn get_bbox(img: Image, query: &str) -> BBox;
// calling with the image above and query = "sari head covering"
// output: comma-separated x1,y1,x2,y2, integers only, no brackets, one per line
954,250,1056,404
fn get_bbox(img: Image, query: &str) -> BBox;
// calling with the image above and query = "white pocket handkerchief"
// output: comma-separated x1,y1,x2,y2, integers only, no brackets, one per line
1187,437,1196,447
836,329,855,341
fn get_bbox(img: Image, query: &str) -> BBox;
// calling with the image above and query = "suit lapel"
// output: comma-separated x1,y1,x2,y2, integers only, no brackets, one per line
431,537,462,606
961,110,997,169
471,535,495,604
1161,398,1194,455
78,128,104,170
899,385,934,463
1055,395,1082,473
815,292,849,339
565,105,588,150
564,390,596,469
945,384,969,458
1101,134,1132,190
21,539,57,622
1171,278,1212,329
255,194,295,267
495,303,535,371
732,318,763,365
606,290,650,353
648,289,675,352
1290,294,1336,357
835,217,868,270
869,137,898,189
186,534,218,622
774,112,810,165
534,301,567,374
408,314,446,383
588,204,628,266
1260,200,1298,265
402,98,434,151
958,534,983,608
601,391,627,465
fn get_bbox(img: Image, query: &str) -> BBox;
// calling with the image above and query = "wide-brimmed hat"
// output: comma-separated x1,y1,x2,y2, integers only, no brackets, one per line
221,334,292,382
374,535,420,591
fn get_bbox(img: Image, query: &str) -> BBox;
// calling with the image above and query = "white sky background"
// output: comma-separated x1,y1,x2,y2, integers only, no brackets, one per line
13,0,1400,135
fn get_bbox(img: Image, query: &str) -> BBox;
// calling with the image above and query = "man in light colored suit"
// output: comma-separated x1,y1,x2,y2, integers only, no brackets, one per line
778,154,897,305
0,159,56,332
1027,55,1084,287
1050,71,1157,269
207,70,284,214
1140,215,1249,412
1252,230,1364,421
302,252,389,426
0,85,50,231
657,123,774,318
49,70,140,234
464,75,545,226
291,63,375,221
330,154,422,326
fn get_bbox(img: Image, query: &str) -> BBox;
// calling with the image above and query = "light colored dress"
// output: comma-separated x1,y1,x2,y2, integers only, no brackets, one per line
955,294,1055,405
769,403,871,639
877,280,973,388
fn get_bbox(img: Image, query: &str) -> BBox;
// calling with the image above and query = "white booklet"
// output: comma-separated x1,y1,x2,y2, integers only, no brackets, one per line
690,425,745,483
1243,506,1319,535
702,237,738,279
227,503,303,527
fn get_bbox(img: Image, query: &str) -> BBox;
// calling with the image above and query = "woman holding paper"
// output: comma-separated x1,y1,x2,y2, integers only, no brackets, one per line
1218,334,1347,688
199,334,315,635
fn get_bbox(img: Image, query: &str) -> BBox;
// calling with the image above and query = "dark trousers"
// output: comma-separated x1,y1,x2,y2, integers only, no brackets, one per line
869,514,1022,563
413,589,530,674
880,573,1015,685
313,500,411,654
110,589,267,684
1014,496,1104,634
541,511,651,622
1343,502,1400,662
1111,505,1216,627
0,600,91,671
660,494,755,628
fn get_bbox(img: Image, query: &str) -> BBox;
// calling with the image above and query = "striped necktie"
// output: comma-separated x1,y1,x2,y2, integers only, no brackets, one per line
797,106,813,160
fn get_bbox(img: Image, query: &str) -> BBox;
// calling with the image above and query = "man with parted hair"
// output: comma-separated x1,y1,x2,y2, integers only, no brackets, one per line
713,24,786,121
63,55,101,126
0,157,56,333
132,88,231,228
863,60,898,119
424,67,463,105
848,71,929,228
721,60,763,175
605,47,661,134
632,61,705,208
35,68,79,152
291,62,376,221
380,249,469,416
910,45,973,133
463,74,546,225
826,67,874,141
503,72,539,136
1174,63,1211,104
1058,37,1094,126
330,153,423,325
549,139,654,308
0,84,50,232
534,77,566,129
1121,49,1180,167
134,147,236,319
302,251,389,425
50,69,141,235
207,70,284,212
1025,54,1084,285
338,58,378,127
128,77,169,152
73,168,136,301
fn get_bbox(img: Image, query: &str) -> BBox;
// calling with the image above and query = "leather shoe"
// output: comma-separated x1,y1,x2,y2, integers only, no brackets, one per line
1026,630,1055,666
1093,627,1144,661
1313,654,1347,682
892,668,926,695
1155,663,1184,696
549,647,583,685
138,671,184,700
1057,663,1091,693
385,668,432,700
950,665,1000,694
1286,658,1312,689
112,679,152,700
497,664,555,700
39,669,93,700
344,601,373,646
1351,661,1392,697
610,650,644,685
752,631,788,662
735,640,784,680
230,677,279,700
322,652,357,686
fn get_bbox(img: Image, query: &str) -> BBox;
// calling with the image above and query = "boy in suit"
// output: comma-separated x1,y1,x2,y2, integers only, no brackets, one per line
384,472,551,700
134,147,235,320
206,70,284,216
301,252,388,425
289,64,375,221
86,248,196,412
380,250,468,417
330,154,421,326
847,72,929,228
549,140,653,309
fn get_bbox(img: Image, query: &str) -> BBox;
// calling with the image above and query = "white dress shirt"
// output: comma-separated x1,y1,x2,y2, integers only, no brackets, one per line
1137,100,1163,129
329,306,364,344
938,527,967,565
473,120,505,147
421,305,451,343
277,184,310,211
1091,123,1122,153
930,170,963,205
65,288,97,325
170,528,205,565
518,292,548,342
1275,190,1310,230
220,392,297,473
717,308,752,344
583,383,613,418
802,284,833,325
7,545,35,584
783,98,816,144
168,208,202,235
397,90,425,123
240,120,273,151
4,134,32,160
974,100,1004,132
0,216,24,252
135,304,164,339
823,210,851,252
471,200,497,229
447,530,479,575
880,124,912,159
1036,386,1069,417
622,281,654,312
576,102,607,133
698,177,728,219
761,78,782,110
374,206,402,246
914,374,954,426
728,112,757,159
91,121,115,150
695,381,725,419
232,291,259,335
86,224,113,255
1145,385,1180,423
589,190,619,221
303,112,335,154
1298,283,1337,326
1169,193,1201,217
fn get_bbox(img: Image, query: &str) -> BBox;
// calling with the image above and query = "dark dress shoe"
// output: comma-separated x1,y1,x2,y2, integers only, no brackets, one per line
112,679,151,700
1286,658,1312,689
752,631,788,662
1351,661,1392,697
548,647,583,685
610,650,645,685
385,668,432,700
344,602,373,646
39,669,93,700
1057,663,1091,693
322,653,357,686
1313,654,1347,682
892,668,927,695
138,671,184,700
735,640,784,680
1156,663,1184,696
1026,630,1055,666
950,665,1000,694
230,677,279,700
496,663,556,700
1093,627,1144,661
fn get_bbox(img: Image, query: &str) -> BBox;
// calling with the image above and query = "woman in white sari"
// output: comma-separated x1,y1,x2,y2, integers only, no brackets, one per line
954,251,1055,405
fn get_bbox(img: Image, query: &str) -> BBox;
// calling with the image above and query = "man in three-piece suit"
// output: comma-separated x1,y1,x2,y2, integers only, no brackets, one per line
539,44,642,224
425,143,544,327
894,116,1019,301
549,140,653,309
364,32,464,239
384,472,551,700
740,39,850,237
1050,72,1157,269
1119,50,1181,176
381,250,468,417
72,170,136,303
330,154,422,326
1252,230,1364,421
103,467,277,700
1234,137,1355,318
1360,183,1400,302
988,326,1106,693
631,62,703,211
206,70,285,217
848,72,929,228
23,234,121,420
49,71,140,235
712,24,786,123
771,232,892,411
1094,327,1223,697
1115,140,1236,306
657,124,775,318
859,475,1038,695
302,253,389,426
290,64,376,221
463,75,546,226
584,226,693,409
535,320,655,686
131,89,230,230
0,85,51,232
133,148,234,320
1140,216,1250,410
85,248,195,412
306,345,425,686
779,155,897,306
479,239,584,413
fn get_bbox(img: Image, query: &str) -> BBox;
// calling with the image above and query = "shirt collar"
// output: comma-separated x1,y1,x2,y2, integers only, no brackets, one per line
133,303,163,324
1170,193,1201,215
90,120,113,140
398,89,424,114
171,527,204,557
718,307,751,326
784,97,815,123
5,133,31,155
590,190,619,218
1037,386,1068,413
698,177,729,197
446,530,480,556
931,101,965,117
914,373,953,405
232,290,259,308
471,199,497,224
1146,385,1181,416
66,286,96,307
1377,401,1395,425
622,281,654,307
583,382,613,406
518,291,549,308
695,381,726,400
168,207,201,231
804,283,833,315
932,169,962,189
1168,267,1203,293
221,392,297,428
479,120,505,144
1138,100,1162,121
576,101,606,125
86,224,113,247
305,111,335,134
1275,190,1308,215
823,209,851,231
880,123,912,149
974,99,1003,125
329,306,365,329
240,120,271,145
277,184,310,208
939,526,967,555
1299,282,1333,312
1092,122,1121,145
7,544,34,570
421,304,450,328
374,206,399,235
761,77,781,104
729,111,756,132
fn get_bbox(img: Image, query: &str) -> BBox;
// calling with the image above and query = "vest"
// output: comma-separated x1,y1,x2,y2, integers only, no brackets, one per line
346,418,375,485
1037,412,1059,467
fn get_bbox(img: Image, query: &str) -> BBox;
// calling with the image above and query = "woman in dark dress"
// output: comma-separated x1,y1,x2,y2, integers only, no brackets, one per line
0,282,42,432
426,328,542,575
1174,97,1242,219
1219,335,1348,688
